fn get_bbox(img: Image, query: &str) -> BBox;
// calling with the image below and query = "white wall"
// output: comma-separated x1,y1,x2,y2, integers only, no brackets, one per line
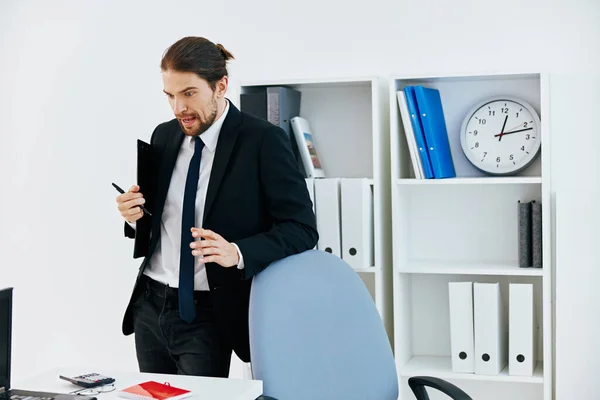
1,0,599,393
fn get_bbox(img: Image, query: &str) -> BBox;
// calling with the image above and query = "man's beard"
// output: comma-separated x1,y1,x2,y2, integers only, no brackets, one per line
178,99,218,137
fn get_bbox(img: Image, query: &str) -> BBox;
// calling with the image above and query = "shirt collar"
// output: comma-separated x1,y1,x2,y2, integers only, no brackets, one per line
186,99,229,152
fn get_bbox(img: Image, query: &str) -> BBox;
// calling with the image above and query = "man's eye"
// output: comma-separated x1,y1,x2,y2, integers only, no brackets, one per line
185,92,194,97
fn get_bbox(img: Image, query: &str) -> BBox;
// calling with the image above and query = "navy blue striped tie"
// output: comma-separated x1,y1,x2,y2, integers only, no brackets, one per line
179,136,204,323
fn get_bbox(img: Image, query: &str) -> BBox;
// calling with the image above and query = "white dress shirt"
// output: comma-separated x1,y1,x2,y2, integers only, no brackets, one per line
130,100,244,290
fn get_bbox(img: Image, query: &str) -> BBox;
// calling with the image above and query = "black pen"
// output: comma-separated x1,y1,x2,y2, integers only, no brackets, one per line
112,182,153,216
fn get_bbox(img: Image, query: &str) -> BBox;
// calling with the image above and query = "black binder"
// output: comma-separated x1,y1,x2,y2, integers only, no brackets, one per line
133,139,154,259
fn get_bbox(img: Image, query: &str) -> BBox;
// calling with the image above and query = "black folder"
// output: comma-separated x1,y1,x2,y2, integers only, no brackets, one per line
133,139,154,259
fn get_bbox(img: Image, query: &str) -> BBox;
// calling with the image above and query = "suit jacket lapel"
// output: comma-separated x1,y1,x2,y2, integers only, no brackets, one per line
203,100,242,224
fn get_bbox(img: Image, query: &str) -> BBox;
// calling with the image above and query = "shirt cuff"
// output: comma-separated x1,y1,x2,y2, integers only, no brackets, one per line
232,243,244,269
127,221,136,230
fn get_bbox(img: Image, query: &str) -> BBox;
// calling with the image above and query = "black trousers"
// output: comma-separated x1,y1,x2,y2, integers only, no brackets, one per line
131,274,232,377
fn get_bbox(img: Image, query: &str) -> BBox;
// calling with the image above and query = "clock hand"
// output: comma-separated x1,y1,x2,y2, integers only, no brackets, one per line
493,127,533,137
497,115,508,142
504,122,530,133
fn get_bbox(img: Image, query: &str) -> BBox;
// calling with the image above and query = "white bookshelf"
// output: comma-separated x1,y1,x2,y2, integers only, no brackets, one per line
389,72,553,400
232,76,394,341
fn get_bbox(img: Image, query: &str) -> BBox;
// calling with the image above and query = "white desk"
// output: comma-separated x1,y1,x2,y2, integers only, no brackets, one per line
14,368,263,400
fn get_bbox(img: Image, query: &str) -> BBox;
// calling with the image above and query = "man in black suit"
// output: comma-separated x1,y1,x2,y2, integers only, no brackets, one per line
115,36,318,377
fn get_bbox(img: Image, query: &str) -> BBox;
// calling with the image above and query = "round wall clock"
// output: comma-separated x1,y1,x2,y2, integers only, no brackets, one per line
459,96,541,176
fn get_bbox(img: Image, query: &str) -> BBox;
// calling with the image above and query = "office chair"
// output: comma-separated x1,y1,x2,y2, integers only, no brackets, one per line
248,249,472,400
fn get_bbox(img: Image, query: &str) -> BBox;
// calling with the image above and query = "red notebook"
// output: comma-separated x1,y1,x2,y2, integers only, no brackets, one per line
118,381,192,400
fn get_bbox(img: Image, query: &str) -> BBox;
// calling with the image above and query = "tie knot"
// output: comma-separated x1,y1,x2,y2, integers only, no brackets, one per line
193,136,205,153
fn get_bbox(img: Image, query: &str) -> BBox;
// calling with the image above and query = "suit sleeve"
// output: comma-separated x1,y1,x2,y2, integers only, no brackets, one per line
124,221,136,238
234,126,319,279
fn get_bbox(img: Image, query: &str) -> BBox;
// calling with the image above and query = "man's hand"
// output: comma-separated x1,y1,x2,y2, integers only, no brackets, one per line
116,184,146,223
190,228,240,268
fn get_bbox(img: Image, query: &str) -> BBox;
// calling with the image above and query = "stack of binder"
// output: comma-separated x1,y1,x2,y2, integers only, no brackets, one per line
397,86,456,179
448,281,537,376
309,177,374,270
240,86,306,177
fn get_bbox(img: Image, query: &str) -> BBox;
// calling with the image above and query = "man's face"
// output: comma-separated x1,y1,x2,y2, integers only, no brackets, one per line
162,70,225,136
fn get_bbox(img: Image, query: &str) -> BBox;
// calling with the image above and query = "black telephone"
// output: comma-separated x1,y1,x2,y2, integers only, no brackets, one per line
59,373,115,388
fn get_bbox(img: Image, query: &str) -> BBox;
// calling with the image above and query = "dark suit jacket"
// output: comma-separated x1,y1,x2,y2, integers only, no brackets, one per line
121,100,318,363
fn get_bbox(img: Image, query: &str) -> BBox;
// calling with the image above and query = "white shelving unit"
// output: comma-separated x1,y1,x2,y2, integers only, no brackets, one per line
232,76,394,341
389,72,553,400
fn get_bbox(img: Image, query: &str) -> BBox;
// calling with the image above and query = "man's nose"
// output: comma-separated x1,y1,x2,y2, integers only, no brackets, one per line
174,99,187,114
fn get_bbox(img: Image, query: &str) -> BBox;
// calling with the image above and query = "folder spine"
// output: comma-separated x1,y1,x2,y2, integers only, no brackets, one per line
404,86,434,179
509,283,537,376
531,201,543,268
413,86,456,179
240,90,268,120
266,88,280,128
340,178,373,269
474,282,508,375
314,178,342,257
518,200,532,268
448,281,475,373
397,90,424,179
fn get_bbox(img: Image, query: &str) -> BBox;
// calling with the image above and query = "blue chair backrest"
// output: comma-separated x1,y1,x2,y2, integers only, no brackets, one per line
248,250,398,400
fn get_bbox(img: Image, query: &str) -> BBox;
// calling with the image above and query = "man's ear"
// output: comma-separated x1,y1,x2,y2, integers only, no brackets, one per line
216,76,228,98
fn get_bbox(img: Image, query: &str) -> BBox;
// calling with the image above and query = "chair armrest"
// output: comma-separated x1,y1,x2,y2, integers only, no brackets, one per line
408,376,472,400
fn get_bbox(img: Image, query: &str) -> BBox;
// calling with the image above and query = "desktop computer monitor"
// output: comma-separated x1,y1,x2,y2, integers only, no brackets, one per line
0,287,13,392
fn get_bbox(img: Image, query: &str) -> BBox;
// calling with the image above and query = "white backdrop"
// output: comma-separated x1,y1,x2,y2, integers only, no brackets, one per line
1,0,599,396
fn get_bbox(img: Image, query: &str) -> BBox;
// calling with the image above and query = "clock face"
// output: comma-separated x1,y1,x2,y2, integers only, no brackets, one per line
460,97,541,175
